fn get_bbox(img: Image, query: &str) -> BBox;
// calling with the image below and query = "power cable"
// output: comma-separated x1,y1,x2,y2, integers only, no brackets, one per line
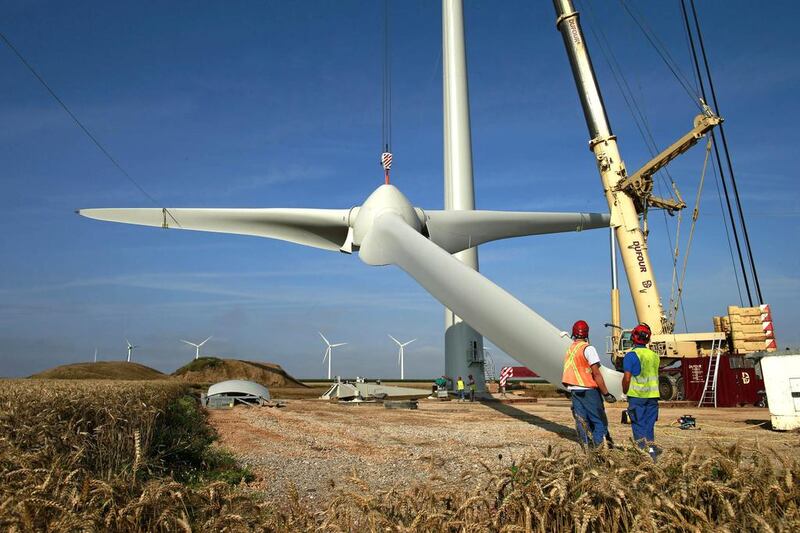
0,31,181,227
679,0,752,306
688,0,763,304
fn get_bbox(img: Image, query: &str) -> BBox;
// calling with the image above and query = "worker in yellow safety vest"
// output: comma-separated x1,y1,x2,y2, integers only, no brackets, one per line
456,376,466,402
621,323,660,460
562,320,616,448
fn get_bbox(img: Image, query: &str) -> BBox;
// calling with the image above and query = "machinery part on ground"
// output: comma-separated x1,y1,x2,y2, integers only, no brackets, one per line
384,400,418,410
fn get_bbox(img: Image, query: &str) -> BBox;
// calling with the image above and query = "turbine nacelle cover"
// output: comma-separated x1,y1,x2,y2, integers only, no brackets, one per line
352,185,423,264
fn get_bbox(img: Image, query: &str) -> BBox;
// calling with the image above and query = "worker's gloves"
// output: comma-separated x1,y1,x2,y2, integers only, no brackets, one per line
603,393,617,403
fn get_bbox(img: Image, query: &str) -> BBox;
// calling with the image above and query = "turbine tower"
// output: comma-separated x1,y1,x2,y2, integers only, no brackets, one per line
442,0,484,394
389,335,415,380
319,332,347,380
181,336,213,359
93,347,98,363
125,339,138,363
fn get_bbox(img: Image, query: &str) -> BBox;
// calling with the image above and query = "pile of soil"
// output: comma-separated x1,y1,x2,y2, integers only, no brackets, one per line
30,361,166,380
171,357,307,388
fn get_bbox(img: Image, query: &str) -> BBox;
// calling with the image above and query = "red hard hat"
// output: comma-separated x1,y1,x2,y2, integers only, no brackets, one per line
572,320,589,339
631,323,652,345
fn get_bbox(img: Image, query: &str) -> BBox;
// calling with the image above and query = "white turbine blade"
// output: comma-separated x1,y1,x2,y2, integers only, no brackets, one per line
198,336,212,346
388,334,401,346
180,340,198,347
322,347,330,362
423,210,610,254
401,339,417,347
125,338,132,348
318,331,331,346
331,342,347,348
361,212,623,397
78,208,351,252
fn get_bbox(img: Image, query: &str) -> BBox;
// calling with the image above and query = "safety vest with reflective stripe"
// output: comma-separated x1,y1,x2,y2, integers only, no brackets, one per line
626,347,660,399
561,340,598,388
457,379,465,391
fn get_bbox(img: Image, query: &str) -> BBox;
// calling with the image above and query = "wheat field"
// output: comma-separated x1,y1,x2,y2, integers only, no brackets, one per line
0,379,797,532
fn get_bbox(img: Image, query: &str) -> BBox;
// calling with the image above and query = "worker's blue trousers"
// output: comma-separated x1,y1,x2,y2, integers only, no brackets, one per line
570,389,608,447
627,397,658,447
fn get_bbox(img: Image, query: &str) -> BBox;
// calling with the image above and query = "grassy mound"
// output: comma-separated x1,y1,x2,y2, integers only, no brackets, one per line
171,357,307,388
30,361,165,380
173,356,224,374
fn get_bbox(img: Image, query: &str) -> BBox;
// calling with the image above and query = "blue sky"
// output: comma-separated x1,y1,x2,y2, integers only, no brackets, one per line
1,1,797,379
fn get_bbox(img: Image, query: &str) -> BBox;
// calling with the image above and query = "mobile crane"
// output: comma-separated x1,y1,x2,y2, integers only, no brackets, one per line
551,0,775,400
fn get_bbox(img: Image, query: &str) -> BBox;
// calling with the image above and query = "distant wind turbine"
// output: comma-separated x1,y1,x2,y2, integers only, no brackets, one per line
94,347,98,363
319,331,347,380
388,335,415,380
125,339,138,362
181,336,213,359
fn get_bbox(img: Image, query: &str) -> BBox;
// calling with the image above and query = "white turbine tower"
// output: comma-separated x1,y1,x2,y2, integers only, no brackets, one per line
181,336,213,359
125,339,138,363
93,347,98,363
319,332,347,380
389,335,415,380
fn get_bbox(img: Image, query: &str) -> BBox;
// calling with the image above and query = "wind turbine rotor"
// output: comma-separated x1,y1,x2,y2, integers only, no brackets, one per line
80,183,619,393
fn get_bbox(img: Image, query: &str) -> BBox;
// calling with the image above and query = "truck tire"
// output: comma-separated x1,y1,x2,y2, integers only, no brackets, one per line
659,374,681,401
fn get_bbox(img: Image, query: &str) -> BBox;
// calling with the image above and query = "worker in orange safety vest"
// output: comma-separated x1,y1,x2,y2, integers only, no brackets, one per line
562,320,617,447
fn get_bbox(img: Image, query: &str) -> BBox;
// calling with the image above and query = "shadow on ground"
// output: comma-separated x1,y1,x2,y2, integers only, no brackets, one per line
480,401,578,443
743,419,773,430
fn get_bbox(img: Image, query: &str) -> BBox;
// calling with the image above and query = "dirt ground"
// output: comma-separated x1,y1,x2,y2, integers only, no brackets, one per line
209,397,800,500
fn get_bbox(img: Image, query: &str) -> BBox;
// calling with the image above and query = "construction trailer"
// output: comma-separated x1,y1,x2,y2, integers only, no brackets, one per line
673,355,765,408
552,0,774,403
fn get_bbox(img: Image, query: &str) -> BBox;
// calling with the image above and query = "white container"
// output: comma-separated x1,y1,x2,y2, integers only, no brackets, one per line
760,353,800,431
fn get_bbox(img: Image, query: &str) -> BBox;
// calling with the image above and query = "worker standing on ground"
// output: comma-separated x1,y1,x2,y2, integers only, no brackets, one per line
621,323,660,459
562,320,616,448
468,374,476,402
456,376,466,402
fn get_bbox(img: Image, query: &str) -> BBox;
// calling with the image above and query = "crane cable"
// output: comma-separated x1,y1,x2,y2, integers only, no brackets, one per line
669,137,712,325
0,31,181,228
619,0,703,109
380,0,393,184
678,1,743,307
680,0,755,306
687,0,764,305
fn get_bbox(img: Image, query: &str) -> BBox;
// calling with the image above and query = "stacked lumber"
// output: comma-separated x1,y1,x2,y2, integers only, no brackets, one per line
724,304,777,354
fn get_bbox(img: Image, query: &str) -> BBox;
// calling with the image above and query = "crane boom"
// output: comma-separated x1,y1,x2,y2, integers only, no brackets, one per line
552,0,668,334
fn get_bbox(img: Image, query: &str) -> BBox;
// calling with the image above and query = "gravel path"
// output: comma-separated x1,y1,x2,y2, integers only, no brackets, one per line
208,398,798,500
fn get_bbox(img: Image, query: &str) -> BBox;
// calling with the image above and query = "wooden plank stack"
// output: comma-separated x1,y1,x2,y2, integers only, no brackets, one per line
714,304,777,354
